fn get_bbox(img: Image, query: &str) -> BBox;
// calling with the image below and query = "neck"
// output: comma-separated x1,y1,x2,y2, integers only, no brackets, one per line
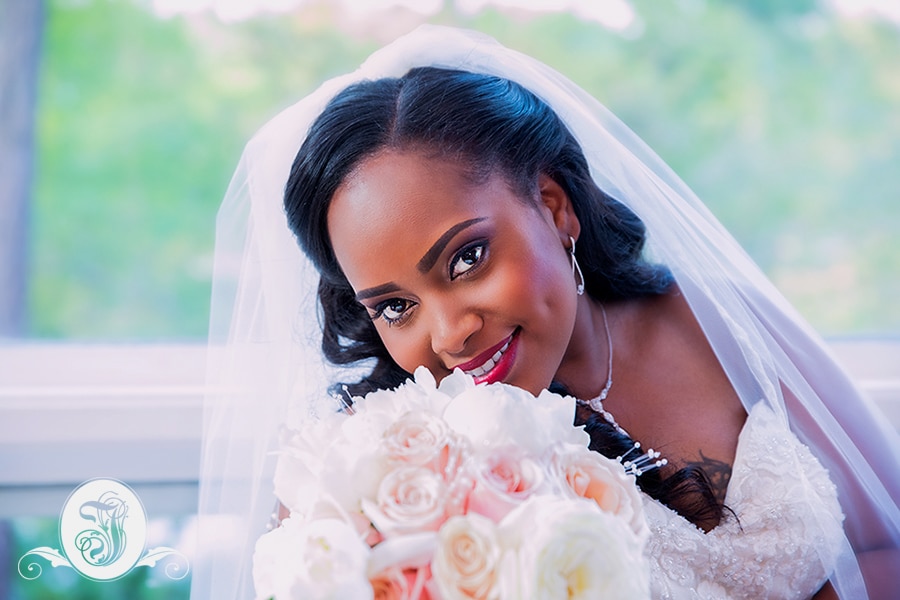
553,296,614,400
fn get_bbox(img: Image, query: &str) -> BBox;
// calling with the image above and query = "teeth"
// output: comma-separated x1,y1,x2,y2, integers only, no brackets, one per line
471,358,495,377
464,340,511,378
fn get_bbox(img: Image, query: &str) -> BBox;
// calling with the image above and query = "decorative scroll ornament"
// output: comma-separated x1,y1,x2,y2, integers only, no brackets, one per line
17,478,190,582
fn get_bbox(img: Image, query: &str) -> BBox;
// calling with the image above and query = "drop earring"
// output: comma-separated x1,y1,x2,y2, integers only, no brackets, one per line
568,235,585,296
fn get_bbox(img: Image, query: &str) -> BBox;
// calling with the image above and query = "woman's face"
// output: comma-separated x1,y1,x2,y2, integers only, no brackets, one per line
327,150,581,395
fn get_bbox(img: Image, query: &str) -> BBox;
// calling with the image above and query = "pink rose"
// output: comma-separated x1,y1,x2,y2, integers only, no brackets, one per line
432,514,501,600
363,466,449,538
370,566,410,600
369,566,436,600
465,448,546,522
552,444,649,540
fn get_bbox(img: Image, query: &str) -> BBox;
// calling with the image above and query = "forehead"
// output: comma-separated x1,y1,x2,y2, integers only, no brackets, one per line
326,150,520,287
332,150,481,226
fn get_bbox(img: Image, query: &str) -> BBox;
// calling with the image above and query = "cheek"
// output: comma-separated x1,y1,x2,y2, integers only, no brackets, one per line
507,248,575,320
509,247,579,354
477,244,579,369
376,328,434,375
371,244,576,379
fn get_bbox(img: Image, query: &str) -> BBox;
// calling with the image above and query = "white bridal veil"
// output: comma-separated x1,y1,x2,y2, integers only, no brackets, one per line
193,25,900,599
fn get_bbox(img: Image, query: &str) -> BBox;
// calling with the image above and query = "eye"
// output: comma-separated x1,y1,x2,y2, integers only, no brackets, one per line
450,242,486,280
372,298,416,326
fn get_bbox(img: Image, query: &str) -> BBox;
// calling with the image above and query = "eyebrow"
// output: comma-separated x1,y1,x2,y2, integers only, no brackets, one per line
416,218,487,274
353,217,487,302
355,282,402,302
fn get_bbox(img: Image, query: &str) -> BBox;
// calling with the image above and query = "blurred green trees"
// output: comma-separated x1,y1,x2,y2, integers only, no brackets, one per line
8,516,191,600
28,0,900,338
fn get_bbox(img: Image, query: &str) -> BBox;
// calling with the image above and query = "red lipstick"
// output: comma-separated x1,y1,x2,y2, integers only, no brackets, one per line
454,330,519,385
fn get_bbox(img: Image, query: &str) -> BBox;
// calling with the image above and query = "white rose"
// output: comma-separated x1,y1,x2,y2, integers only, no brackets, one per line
497,496,649,600
551,443,649,540
383,411,450,465
252,516,372,600
432,514,501,600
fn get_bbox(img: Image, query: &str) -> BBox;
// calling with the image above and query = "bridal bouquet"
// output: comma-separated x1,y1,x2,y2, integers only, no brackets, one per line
253,367,650,600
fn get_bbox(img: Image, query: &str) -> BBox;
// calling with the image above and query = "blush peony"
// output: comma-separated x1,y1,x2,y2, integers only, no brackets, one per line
252,516,372,600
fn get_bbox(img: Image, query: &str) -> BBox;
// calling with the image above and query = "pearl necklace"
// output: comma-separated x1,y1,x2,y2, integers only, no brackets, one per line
576,304,668,477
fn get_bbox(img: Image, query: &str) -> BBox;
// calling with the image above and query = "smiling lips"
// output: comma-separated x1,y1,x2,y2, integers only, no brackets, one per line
455,330,519,385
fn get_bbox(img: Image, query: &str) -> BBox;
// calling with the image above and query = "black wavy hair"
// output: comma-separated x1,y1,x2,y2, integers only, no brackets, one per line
284,66,729,528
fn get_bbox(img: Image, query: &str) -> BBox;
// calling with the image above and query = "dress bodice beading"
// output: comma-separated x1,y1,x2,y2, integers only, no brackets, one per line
641,402,845,600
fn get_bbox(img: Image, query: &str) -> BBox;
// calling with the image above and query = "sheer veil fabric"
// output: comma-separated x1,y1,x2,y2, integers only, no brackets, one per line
193,25,900,599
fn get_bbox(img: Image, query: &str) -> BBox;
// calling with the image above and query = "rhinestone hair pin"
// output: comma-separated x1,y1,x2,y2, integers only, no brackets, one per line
617,441,668,477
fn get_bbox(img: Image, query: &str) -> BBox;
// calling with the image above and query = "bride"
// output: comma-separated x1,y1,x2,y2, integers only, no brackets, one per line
193,26,899,599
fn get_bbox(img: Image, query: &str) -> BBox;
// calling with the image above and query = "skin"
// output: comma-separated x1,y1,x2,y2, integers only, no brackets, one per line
328,150,747,532
328,150,580,397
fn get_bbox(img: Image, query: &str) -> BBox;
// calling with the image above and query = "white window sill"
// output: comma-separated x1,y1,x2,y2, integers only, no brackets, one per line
1,340,898,517
0,343,204,517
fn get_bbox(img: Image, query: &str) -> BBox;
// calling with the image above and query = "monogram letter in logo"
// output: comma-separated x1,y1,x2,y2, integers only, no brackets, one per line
18,478,189,582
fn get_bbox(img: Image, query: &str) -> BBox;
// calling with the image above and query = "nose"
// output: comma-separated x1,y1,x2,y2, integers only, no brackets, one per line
428,300,482,359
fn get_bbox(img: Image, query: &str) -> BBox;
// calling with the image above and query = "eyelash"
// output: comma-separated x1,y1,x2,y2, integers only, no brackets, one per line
371,298,416,327
449,241,488,280
370,240,489,327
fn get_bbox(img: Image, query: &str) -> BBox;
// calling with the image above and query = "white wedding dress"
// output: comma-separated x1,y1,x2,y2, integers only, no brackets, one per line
641,403,844,599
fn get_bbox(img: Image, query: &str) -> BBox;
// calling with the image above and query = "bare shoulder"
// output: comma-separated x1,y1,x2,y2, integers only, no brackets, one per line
612,285,742,408
607,287,748,505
